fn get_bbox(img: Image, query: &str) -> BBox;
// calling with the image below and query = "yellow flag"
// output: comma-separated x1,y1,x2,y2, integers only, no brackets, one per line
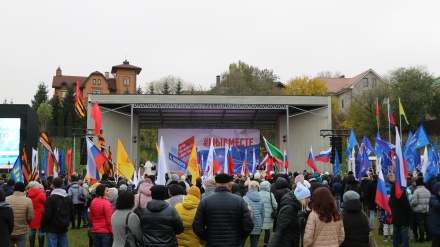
399,101,409,124
116,139,135,180
187,140,199,184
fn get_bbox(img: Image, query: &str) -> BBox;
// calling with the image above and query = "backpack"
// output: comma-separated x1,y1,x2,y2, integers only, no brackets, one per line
77,187,86,203
54,196,70,229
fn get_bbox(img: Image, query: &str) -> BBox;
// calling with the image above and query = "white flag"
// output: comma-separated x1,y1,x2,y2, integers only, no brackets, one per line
32,148,38,171
156,136,169,185
204,138,214,181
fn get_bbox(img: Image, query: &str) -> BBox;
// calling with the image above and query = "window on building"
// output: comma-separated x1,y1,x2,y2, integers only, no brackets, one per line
372,78,377,87
93,79,96,85
124,76,130,86
98,79,101,85
62,90,66,98
341,99,344,109
363,78,369,87
92,89,101,94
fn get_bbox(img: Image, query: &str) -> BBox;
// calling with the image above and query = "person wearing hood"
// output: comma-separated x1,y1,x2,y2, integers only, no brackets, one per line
201,178,216,200
89,184,114,246
0,187,14,247
340,191,369,247
108,187,119,211
2,179,15,197
175,186,204,247
259,181,277,247
410,177,431,242
243,181,265,247
6,182,34,247
41,177,74,247
133,178,153,211
270,181,310,247
28,181,46,247
67,175,87,229
140,185,184,247
429,181,440,246
166,173,180,186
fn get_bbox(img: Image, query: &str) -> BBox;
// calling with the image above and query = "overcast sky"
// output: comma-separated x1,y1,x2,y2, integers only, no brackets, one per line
1,0,439,105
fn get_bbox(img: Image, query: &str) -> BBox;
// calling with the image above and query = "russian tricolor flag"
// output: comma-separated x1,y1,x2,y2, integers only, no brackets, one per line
314,147,332,163
388,98,396,126
375,170,392,215
283,150,289,174
306,146,320,172
86,138,107,185
395,126,408,199
227,148,235,176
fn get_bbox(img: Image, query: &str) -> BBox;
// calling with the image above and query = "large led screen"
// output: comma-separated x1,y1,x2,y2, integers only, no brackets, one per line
0,118,21,166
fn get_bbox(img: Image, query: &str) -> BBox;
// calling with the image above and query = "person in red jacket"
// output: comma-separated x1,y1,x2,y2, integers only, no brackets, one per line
27,181,46,247
89,184,113,246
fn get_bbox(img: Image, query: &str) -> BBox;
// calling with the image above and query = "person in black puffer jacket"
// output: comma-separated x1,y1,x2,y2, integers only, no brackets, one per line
331,175,344,210
140,185,184,247
231,183,242,197
340,191,370,247
193,173,253,247
344,174,360,195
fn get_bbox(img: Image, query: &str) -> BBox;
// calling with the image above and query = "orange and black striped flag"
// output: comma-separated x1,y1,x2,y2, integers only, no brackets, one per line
21,147,31,183
97,130,107,152
30,167,39,182
107,146,114,178
39,131,53,153
75,78,86,118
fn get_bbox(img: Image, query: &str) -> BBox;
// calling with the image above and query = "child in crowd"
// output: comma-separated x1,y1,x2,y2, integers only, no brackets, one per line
378,206,393,242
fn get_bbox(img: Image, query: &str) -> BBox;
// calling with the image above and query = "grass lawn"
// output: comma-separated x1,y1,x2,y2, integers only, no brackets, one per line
33,221,432,247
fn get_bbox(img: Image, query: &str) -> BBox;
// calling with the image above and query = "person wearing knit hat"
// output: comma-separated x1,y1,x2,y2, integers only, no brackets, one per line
166,174,180,186
6,182,34,247
139,185,184,247
340,190,370,246
0,188,14,245
254,172,261,181
175,186,203,246
271,181,311,246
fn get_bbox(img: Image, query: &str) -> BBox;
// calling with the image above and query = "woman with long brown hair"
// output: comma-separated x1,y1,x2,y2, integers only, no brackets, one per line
303,187,344,247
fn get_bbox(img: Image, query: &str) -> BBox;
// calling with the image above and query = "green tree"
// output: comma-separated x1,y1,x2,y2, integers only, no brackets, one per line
341,83,390,137
161,80,170,94
57,110,65,136
31,82,49,111
388,67,435,131
36,102,53,131
176,79,183,95
66,112,73,135
284,76,328,96
210,61,280,96
149,83,155,94
50,93,62,134
63,85,77,126
136,86,143,94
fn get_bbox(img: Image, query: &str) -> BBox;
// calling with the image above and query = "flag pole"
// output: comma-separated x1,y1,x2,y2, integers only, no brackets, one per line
388,98,391,143
399,98,403,138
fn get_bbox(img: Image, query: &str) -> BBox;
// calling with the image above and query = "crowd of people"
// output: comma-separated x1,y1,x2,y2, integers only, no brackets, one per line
1,169,440,247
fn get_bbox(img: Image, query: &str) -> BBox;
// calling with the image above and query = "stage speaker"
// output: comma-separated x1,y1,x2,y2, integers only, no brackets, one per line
330,136,343,164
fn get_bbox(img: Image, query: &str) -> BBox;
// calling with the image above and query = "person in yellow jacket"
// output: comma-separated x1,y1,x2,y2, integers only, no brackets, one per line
175,186,204,247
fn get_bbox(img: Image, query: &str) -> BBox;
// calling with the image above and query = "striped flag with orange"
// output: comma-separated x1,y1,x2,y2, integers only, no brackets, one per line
39,131,53,153
107,146,114,178
21,147,31,183
75,79,86,118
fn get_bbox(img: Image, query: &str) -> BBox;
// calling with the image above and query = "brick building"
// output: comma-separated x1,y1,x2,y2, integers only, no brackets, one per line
52,60,142,103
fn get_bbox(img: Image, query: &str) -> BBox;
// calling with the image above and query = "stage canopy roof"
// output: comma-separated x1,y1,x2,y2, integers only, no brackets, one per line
88,94,331,129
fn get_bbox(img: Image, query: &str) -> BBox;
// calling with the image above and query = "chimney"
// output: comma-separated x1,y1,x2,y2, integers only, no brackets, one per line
339,75,345,78
216,75,220,86
56,66,62,76
105,72,109,79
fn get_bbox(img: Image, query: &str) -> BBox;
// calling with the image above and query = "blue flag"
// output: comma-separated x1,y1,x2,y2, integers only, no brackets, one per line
424,146,439,184
43,149,48,175
405,131,413,149
59,149,65,175
346,129,358,157
375,131,383,159
375,138,396,159
333,148,341,175
11,157,23,183
361,135,375,155
405,125,430,159
414,149,422,173
355,150,362,178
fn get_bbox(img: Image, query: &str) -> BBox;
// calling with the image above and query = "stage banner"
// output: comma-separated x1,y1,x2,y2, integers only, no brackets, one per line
157,129,260,175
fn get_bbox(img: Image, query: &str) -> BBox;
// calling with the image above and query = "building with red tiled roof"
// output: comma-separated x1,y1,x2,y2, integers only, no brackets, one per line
318,69,385,112
52,60,142,104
